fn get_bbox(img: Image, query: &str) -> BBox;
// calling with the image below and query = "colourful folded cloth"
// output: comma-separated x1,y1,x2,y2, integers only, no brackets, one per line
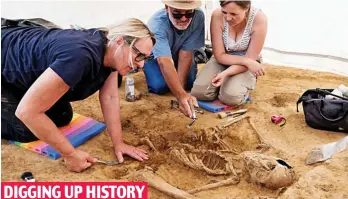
9,113,106,160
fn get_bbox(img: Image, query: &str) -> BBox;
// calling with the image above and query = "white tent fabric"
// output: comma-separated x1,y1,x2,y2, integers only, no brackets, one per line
2,0,347,75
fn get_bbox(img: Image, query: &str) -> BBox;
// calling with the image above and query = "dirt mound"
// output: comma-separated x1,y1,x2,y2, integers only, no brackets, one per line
270,93,300,107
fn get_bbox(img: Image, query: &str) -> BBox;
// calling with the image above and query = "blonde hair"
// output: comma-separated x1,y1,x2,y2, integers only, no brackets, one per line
99,18,156,47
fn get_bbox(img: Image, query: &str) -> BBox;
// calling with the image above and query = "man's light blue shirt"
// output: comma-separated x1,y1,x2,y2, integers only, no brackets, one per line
147,8,205,61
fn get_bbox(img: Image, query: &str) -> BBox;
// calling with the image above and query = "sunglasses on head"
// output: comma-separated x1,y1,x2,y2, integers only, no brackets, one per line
132,45,152,62
172,11,195,19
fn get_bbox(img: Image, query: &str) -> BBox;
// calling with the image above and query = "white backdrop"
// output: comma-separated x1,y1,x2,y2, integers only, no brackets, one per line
2,0,347,75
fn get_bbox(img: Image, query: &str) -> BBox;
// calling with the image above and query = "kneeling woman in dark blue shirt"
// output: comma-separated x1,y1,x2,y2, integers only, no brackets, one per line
1,18,156,172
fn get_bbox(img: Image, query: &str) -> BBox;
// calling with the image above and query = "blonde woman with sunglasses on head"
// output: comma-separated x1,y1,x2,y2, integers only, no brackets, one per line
191,0,267,106
1,18,155,172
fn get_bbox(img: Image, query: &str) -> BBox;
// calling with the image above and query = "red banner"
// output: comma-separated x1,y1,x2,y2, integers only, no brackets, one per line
1,182,148,199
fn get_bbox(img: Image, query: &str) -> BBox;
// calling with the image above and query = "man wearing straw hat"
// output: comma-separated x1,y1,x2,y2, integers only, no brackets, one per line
144,0,204,119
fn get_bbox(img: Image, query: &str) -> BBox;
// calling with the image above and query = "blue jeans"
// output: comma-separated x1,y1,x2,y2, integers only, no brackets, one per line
143,58,197,95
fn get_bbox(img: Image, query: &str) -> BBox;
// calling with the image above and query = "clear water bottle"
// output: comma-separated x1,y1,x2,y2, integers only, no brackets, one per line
125,76,136,102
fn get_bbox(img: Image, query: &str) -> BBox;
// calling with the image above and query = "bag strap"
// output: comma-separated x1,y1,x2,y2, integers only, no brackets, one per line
316,88,348,101
296,96,305,112
297,88,348,112
316,100,348,122
296,89,317,112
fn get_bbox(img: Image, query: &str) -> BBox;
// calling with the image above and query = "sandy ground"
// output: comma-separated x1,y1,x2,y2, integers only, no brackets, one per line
2,64,348,199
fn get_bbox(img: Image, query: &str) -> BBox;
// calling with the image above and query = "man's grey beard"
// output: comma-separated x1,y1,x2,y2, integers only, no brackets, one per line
168,12,191,30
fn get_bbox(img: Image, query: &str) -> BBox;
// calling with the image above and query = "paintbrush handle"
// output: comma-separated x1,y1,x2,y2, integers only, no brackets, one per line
190,103,196,119
217,109,247,119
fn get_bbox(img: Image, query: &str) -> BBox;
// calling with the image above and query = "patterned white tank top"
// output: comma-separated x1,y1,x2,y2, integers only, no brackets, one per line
223,6,259,52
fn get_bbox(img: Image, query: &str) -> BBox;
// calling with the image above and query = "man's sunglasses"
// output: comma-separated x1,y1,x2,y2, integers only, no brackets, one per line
172,11,195,20
132,45,152,62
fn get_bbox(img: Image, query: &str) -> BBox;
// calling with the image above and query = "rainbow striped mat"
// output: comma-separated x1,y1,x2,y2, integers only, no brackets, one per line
9,113,106,160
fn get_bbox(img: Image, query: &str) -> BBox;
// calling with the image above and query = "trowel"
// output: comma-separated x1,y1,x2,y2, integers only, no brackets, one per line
306,136,348,165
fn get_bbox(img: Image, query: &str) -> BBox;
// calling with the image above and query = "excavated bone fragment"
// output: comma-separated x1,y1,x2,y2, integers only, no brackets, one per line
126,168,198,199
170,148,237,176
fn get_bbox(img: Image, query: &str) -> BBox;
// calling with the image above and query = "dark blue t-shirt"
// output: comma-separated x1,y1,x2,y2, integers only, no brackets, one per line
1,26,112,101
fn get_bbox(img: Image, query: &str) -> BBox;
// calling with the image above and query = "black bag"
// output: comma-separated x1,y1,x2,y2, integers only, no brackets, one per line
1,17,61,29
297,88,348,132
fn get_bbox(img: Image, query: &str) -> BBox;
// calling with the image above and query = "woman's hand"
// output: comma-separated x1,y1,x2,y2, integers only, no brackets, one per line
211,71,228,87
247,60,265,77
114,142,148,163
63,149,97,172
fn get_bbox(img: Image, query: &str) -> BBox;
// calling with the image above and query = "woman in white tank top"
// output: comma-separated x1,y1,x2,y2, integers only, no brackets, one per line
191,0,267,106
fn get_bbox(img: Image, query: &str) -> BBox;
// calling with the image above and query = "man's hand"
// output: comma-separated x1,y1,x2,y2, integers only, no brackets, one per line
211,71,228,87
63,149,97,172
178,93,199,118
246,60,265,77
114,142,148,163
